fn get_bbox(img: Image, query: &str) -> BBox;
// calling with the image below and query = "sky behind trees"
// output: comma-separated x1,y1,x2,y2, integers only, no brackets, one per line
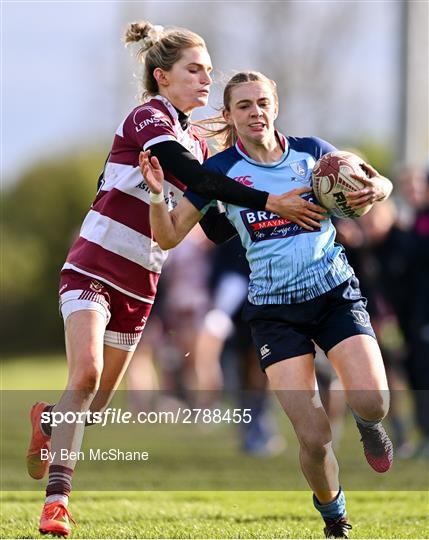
3,1,400,184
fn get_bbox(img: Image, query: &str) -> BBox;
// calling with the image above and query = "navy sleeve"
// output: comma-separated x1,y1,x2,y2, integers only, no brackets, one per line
184,190,211,212
311,137,337,158
199,205,238,245
287,136,337,160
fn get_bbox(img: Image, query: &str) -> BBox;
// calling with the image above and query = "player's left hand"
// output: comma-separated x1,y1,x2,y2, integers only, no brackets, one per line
346,162,393,209
139,150,164,194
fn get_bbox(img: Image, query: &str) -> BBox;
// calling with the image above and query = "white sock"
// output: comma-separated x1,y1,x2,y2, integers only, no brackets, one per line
45,494,68,506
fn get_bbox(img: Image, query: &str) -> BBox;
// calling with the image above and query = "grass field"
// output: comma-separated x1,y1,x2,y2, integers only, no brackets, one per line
1,490,427,539
1,355,428,539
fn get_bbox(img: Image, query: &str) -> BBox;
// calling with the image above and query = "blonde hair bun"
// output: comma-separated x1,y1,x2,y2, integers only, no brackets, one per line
124,21,165,53
123,21,205,101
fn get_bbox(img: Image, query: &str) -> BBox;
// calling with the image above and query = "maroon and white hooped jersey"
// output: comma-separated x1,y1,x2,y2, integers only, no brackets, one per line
63,95,208,304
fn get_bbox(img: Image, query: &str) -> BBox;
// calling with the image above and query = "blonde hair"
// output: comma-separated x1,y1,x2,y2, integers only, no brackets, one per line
124,20,206,102
200,71,279,150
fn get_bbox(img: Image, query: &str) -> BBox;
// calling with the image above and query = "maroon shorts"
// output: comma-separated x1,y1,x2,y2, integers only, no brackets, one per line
59,270,153,351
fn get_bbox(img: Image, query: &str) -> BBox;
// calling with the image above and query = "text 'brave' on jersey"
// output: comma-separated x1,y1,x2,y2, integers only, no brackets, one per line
241,193,318,242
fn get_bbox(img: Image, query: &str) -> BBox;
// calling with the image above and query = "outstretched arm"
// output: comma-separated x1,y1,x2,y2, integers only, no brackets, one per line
140,151,203,250
149,141,326,229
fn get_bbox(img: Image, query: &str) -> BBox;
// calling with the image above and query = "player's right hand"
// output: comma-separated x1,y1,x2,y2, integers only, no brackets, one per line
347,162,393,208
139,150,164,194
266,187,327,230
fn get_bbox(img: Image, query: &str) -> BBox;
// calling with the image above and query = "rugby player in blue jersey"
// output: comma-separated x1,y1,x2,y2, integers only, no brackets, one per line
140,71,393,539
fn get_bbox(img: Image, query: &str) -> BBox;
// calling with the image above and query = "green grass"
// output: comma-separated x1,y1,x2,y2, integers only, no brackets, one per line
1,490,428,539
1,354,68,390
1,356,428,539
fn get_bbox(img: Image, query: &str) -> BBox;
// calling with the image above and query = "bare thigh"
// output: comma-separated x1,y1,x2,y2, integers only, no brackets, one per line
327,334,389,419
266,354,329,441
64,309,106,390
65,309,136,409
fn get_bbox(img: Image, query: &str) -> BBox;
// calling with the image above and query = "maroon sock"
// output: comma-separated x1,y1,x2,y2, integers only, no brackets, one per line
46,465,74,498
40,404,55,437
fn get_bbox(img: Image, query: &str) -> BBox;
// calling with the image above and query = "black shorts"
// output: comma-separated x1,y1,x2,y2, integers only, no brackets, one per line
242,276,376,371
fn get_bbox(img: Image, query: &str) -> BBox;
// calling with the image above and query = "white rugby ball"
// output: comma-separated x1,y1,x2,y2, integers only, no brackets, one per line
312,151,373,218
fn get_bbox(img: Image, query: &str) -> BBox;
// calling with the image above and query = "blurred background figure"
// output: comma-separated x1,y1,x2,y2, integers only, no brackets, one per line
397,167,429,457
156,227,213,400
194,236,285,456
125,312,162,413
194,235,249,397
396,167,429,228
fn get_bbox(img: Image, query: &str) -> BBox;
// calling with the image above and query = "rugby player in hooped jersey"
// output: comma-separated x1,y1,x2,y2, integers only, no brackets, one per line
141,71,394,539
26,23,331,537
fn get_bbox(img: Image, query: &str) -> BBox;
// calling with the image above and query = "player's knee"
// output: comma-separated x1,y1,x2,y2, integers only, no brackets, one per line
298,429,331,459
356,391,390,421
68,362,102,395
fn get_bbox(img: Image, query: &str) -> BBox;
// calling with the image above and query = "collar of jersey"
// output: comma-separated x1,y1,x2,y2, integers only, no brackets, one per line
235,131,289,167
152,95,189,132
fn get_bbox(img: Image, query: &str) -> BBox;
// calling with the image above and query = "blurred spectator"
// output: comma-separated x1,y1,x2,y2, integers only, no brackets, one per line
397,166,428,227
194,236,285,456
126,310,162,412
194,235,249,395
398,166,429,458
154,226,213,399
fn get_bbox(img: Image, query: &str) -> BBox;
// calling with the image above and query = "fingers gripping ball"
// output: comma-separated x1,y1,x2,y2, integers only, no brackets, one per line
312,151,373,218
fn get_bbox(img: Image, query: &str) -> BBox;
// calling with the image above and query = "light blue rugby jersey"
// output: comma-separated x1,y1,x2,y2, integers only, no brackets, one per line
185,134,354,305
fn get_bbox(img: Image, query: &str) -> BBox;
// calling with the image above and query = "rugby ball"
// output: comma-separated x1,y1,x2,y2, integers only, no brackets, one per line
312,151,373,218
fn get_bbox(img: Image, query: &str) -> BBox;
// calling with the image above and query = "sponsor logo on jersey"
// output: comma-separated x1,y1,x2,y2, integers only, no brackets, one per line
134,110,170,133
135,181,178,208
351,309,370,328
260,344,271,359
90,280,103,292
136,180,152,193
234,175,254,187
241,195,316,242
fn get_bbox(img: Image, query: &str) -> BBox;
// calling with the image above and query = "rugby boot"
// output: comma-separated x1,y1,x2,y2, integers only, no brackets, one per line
324,516,352,538
39,501,76,537
27,401,51,479
357,421,393,473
